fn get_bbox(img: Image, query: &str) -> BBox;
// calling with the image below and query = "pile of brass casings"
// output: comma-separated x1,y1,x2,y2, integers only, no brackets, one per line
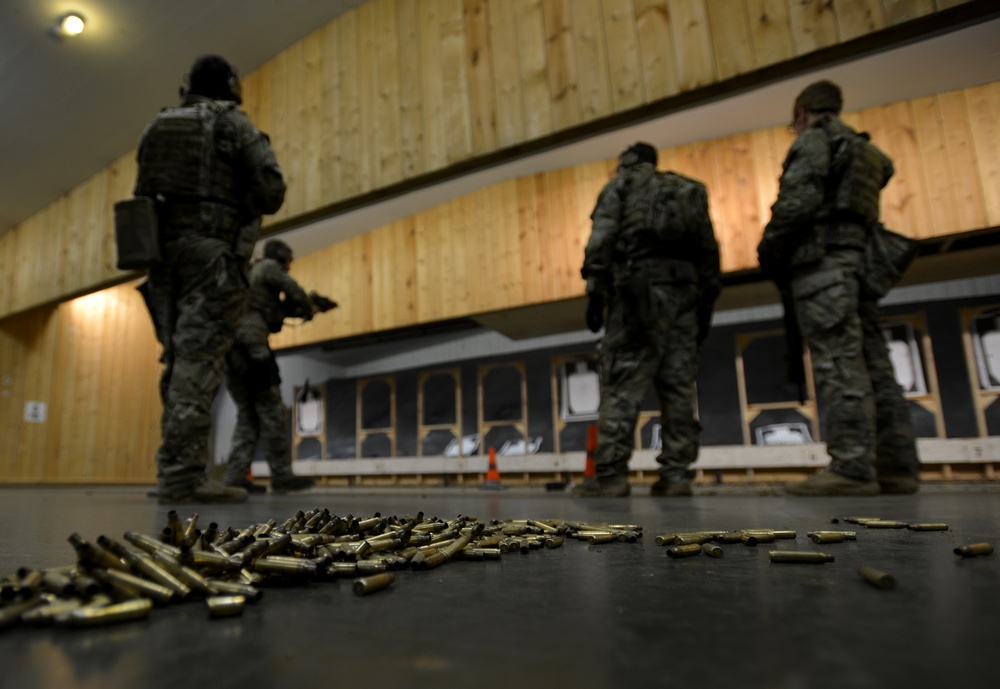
0,510,637,632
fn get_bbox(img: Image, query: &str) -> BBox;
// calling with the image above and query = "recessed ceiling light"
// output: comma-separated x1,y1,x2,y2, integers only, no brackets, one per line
54,12,86,38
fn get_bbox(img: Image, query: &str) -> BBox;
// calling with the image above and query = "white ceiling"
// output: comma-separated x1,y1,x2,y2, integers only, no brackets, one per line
0,0,366,233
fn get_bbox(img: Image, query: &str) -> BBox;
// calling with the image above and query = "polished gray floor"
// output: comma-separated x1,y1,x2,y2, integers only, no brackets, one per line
1,483,998,689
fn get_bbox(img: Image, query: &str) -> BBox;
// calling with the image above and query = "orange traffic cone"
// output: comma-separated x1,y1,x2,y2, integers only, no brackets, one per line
481,447,504,490
584,424,598,480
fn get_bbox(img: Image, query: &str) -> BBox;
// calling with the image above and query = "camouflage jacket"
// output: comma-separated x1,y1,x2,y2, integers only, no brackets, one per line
235,258,315,357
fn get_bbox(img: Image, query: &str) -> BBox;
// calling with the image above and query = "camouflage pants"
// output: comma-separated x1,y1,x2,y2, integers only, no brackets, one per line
147,236,247,497
792,249,918,481
223,345,293,484
595,282,702,482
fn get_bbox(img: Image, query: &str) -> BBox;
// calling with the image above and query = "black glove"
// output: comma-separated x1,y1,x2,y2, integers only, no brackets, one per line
586,293,605,333
309,292,338,313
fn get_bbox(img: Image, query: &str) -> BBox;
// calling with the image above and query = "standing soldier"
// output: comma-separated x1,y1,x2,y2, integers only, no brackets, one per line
135,55,286,504
757,81,920,496
576,143,720,497
222,239,337,494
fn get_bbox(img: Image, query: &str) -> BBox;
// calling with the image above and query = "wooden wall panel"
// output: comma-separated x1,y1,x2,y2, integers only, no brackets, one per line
571,0,614,121
601,0,644,112
833,0,887,40
635,0,680,102
707,0,757,81
965,82,1000,227
747,0,797,68
269,83,1000,350
2,0,973,320
0,283,162,483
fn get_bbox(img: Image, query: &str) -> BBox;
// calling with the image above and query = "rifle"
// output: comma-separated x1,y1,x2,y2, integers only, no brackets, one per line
777,280,807,405
308,292,338,313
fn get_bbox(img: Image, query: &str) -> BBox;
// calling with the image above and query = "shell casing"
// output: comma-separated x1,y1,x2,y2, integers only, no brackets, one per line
807,531,857,541
61,598,153,627
150,550,217,595
858,566,896,590
396,546,419,561
864,521,908,529
239,568,265,586
123,532,181,557
354,572,395,596
217,534,256,555
180,514,200,547
252,557,319,577
907,523,949,532
165,511,184,545
740,533,775,546
0,597,45,630
206,595,246,618
206,580,262,601
606,524,643,532
410,549,449,571
954,542,993,557
127,553,191,598
587,533,618,545
94,569,177,605
769,551,835,564
666,544,702,559
21,599,84,625
834,516,882,525
810,533,849,544
256,533,292,559
742,529,797,540
199,523,219,548
71,574,103,599
467,547,502,560
355,517,385,533
527,519,559,534
701,543,724,558
675,534,715,545
182,549,243,573
253,520,275,538
615,531,640,543
654,534,679,546
407,532,433,546
355,560,388,575
68,534,129,572
716,533,748,544
452,549,485,561
544,536,565,549
41,570,76,597
328,562,357,577
353,541,374,559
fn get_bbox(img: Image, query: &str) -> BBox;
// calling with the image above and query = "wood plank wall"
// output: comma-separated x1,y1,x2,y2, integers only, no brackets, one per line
1,81,997,484
271,82,1000,349
0,0,976,319
0,282,161,482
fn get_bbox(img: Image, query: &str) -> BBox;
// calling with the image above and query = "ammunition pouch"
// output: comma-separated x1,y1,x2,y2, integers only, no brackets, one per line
114,197,161,270
232,218,261,263
859,223,918,300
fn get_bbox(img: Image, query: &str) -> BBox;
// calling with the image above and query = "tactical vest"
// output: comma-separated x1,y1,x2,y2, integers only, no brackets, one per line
819,118,892,226
134,101,240,206
247,259,288,333
617,168,705,263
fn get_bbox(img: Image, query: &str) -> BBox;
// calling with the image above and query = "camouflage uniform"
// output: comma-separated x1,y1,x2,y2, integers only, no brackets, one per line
223,258,316,486
758,114,918,483
583,162,720,486
136,93,285,499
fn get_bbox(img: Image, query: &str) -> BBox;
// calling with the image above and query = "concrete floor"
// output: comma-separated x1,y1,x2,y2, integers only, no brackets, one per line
1,483,998,689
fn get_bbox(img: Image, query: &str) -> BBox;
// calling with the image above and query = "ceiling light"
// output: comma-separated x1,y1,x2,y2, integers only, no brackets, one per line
54,13,86,38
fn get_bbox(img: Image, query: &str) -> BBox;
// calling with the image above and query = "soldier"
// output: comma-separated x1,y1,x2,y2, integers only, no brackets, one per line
757,80,920,496
575,143,720,497
222,239,337,494
136,55,286,504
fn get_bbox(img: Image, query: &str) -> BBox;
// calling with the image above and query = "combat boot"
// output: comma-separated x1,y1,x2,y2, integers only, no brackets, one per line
271,476,316,494
649,479,692,497
785,469,879,497
571,476,631,498
224,478,268,494
158,479,248,505
877,470,920,495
